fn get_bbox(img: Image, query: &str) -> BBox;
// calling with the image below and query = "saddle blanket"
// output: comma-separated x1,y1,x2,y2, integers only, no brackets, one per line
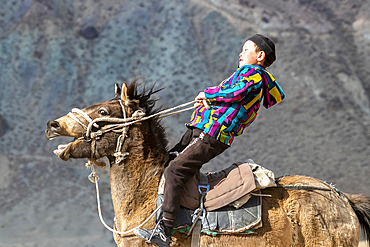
158,159,275,211
155,160,275,234
156,193,262,234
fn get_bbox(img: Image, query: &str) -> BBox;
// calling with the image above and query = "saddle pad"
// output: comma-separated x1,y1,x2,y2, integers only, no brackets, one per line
156,194,262,234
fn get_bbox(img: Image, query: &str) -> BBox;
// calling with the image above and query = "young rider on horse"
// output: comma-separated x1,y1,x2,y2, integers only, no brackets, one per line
135,34,285,247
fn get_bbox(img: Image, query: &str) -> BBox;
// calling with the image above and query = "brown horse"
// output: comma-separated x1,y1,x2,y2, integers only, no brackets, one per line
45,80,370,247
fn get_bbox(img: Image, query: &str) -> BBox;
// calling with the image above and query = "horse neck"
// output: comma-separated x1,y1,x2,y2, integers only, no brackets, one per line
109,125,167,231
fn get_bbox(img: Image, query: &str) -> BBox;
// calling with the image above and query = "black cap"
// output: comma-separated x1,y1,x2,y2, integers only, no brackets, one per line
247,34,276,66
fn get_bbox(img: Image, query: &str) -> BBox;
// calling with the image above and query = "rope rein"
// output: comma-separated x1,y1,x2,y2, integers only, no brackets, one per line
84,100,196,139
86,162,163,235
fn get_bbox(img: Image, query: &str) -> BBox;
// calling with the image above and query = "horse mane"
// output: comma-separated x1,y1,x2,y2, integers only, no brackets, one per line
121,78,168,157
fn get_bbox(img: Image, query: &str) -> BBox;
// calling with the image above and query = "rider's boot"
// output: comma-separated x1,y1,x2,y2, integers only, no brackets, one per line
134,218,173,247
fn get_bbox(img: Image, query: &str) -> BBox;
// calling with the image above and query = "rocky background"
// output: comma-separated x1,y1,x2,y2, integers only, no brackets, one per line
0,0,369,246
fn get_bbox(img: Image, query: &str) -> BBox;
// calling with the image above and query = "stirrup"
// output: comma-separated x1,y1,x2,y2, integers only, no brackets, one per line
134,221,172,247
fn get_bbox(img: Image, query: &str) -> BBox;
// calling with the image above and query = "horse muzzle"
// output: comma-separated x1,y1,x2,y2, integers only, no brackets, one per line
45,120,62,139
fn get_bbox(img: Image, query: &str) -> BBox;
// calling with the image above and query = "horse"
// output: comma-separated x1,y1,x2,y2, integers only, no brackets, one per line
45,80,370,247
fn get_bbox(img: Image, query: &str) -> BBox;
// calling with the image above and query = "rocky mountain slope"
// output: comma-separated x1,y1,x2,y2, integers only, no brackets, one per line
0,0,369,246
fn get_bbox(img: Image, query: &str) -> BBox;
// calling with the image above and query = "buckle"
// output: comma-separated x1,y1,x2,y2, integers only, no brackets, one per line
198,184,210,194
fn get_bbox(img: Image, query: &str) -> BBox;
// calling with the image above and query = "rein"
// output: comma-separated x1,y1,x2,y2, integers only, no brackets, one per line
84,99,196,139
86,163,163,235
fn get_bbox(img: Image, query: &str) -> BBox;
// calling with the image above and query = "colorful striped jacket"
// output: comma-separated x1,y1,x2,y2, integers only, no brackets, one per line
185,65,285,145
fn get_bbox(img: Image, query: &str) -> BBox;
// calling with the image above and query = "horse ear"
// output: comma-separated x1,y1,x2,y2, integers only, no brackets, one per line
115,83,121,98
121,82,129,104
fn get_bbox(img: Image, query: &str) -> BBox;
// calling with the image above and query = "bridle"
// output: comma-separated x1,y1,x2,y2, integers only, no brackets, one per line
68,99,146,165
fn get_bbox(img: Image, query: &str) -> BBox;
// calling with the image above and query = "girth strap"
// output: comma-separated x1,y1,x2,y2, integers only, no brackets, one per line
191,222,201,247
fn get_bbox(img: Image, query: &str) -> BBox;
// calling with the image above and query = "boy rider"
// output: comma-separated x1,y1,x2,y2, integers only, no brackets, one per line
135,34,285,247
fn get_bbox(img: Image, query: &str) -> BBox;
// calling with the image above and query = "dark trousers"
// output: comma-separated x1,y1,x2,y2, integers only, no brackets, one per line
162,128,229,222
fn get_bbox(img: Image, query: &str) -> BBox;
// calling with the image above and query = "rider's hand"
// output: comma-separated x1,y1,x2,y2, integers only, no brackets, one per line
194,92,205,108
194,101,202,108
194,92,210,109
195,92,205,101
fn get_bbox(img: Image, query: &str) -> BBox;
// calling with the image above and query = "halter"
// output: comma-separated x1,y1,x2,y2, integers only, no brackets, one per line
68,100,141,165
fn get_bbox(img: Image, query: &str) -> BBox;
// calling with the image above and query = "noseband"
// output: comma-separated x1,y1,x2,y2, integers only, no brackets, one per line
68,108,99,129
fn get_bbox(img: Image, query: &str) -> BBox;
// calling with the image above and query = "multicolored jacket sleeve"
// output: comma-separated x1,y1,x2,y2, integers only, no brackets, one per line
203,66,263,103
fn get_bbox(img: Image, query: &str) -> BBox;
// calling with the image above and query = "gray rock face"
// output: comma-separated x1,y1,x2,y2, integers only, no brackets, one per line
0,0,369,246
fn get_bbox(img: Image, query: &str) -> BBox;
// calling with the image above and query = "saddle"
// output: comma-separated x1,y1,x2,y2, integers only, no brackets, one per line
157,159,276,234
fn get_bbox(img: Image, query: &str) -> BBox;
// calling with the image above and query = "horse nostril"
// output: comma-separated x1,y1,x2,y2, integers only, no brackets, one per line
47,120,60,130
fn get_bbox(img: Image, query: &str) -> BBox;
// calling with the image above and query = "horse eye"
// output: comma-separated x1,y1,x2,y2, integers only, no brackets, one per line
98,109,109,116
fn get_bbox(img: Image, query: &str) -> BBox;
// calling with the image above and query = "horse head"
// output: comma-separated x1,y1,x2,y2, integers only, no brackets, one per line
45,80,167,167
